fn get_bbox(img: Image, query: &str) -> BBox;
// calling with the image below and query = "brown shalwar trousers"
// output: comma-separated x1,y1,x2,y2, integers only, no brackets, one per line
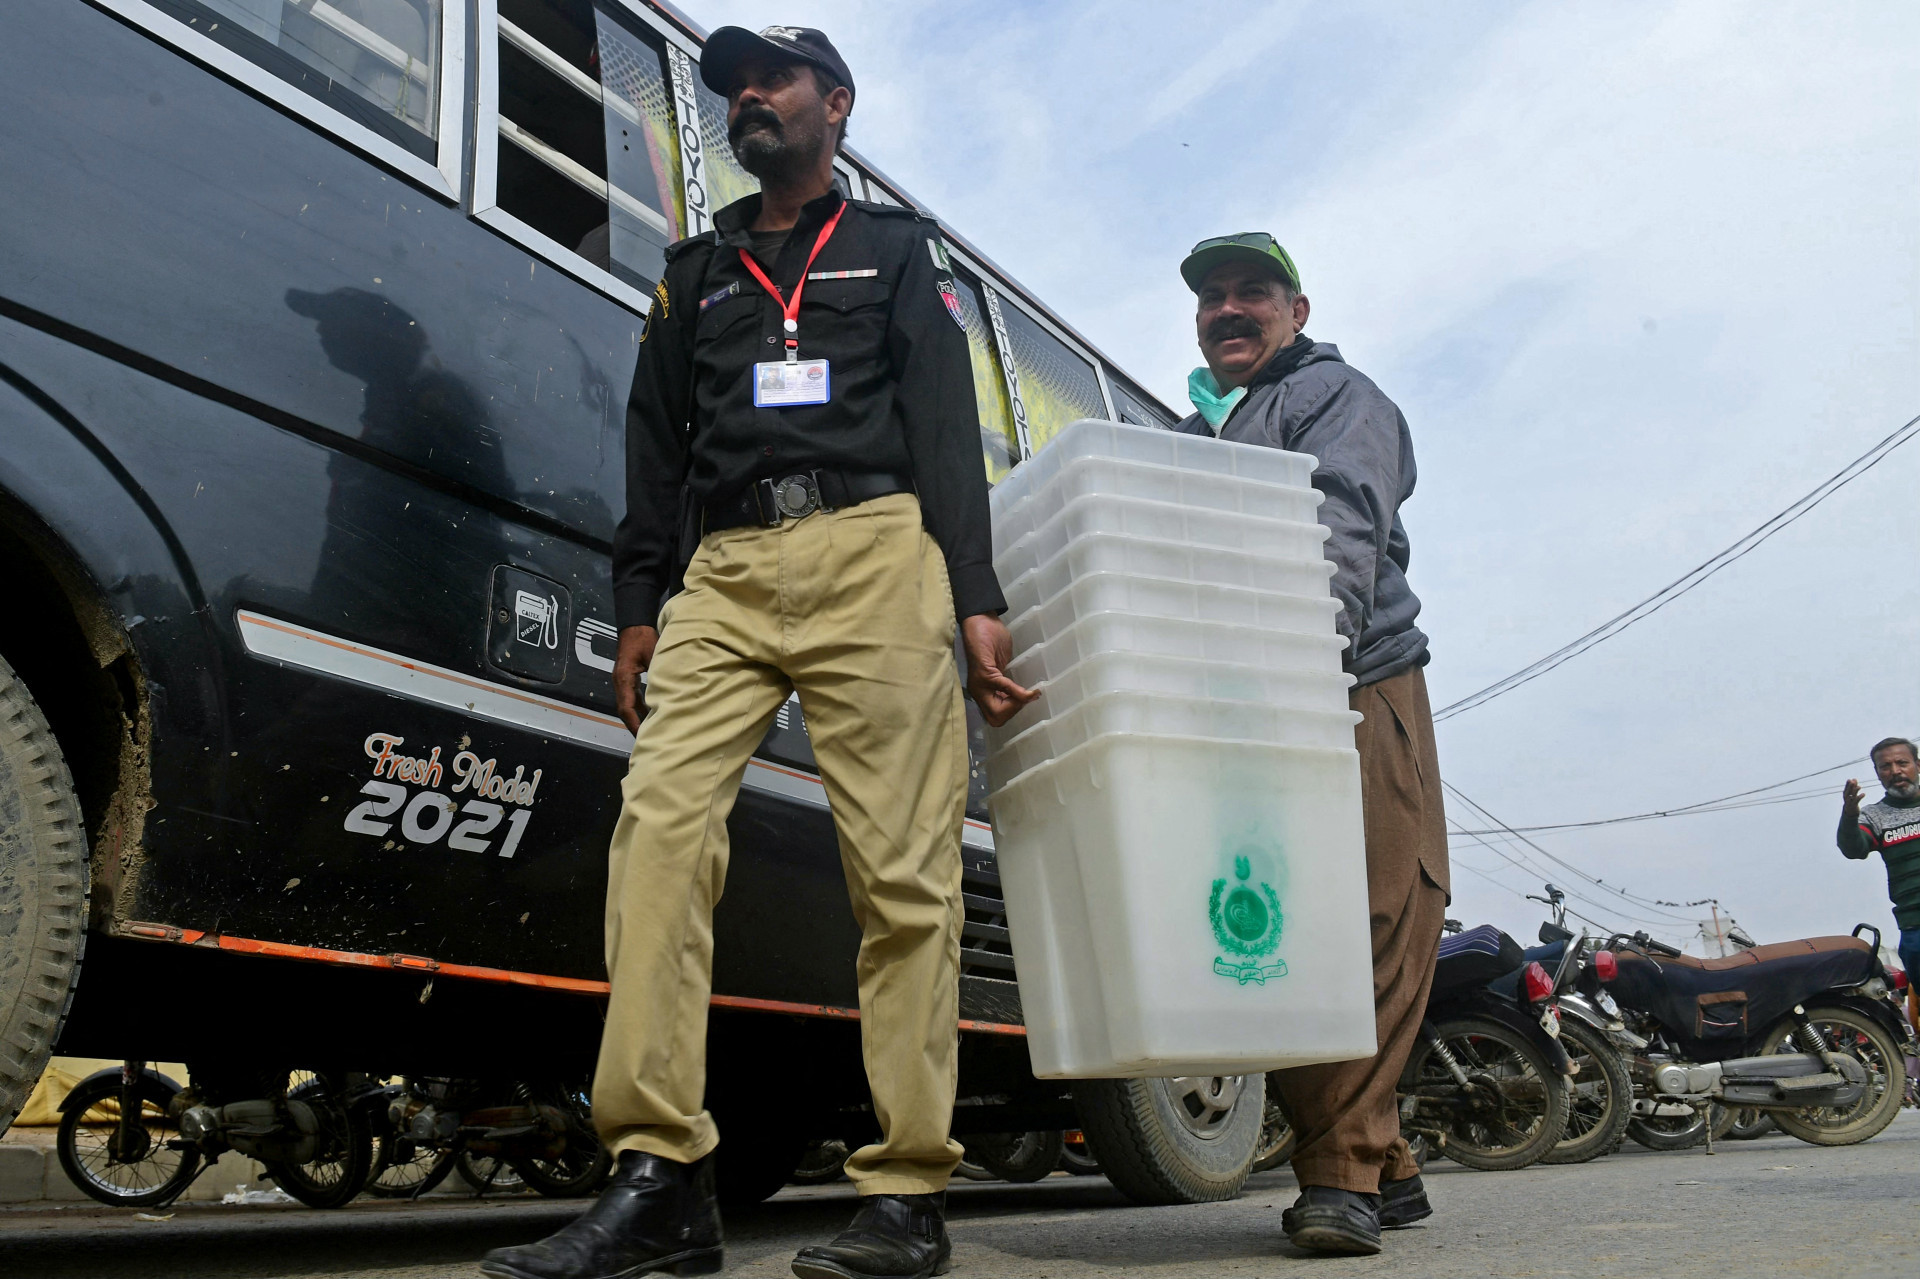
591,494,969,1196
1270,665,1450,1195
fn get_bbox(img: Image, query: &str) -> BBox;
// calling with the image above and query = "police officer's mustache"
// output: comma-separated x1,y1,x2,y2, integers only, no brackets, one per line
1205,315,1264,343
729,106,782,147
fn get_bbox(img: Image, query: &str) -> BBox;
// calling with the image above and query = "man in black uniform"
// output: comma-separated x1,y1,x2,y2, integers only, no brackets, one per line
480,25,1034,1279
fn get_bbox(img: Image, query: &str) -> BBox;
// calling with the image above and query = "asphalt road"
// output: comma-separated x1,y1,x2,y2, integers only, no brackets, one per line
4,1112,1916,1279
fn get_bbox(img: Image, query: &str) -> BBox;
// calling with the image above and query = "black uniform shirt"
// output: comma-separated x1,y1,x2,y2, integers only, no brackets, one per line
612,188,1006,630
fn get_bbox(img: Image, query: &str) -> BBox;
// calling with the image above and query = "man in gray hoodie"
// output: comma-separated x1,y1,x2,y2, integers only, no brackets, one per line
1174,233,1450,1257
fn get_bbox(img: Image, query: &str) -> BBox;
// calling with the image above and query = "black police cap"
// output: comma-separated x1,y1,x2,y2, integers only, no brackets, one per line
698,25,856,106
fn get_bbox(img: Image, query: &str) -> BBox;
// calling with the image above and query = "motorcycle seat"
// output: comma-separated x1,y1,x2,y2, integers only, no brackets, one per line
1611,935,1874,1057
1648,935,1868,973
1431,924,1524,994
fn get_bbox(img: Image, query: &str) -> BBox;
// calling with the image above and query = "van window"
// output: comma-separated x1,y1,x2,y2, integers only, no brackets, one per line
692,79,760,213
488,0,685,294
995,300,1107,454
151,0,442,159
944,272,1021,484
1107,370,1177,429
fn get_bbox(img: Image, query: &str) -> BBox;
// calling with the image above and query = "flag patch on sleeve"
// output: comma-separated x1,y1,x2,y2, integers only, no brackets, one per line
937,278,966,330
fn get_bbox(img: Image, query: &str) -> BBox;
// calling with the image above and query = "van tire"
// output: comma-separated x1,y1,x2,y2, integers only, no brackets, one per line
0,652,89,1135
1073,1074,1262,1205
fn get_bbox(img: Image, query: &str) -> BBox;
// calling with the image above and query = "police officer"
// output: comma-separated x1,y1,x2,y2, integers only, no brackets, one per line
480,25,1035,1279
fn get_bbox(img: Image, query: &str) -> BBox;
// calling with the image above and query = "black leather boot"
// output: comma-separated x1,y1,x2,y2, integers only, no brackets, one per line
1281,1185,1382,1256
479,1149,722,1279
1378,1172,1432,1228
790,1192,951,1279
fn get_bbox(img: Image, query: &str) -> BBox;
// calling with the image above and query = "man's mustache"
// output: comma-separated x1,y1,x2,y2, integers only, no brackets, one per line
1204,315,1263,343
729,106,782,146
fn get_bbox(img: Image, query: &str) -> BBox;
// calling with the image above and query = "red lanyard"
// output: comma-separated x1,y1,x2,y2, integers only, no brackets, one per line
737,201,848,364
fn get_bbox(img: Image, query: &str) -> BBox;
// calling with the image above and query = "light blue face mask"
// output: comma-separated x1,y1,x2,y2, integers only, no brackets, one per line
1188,368,1245,431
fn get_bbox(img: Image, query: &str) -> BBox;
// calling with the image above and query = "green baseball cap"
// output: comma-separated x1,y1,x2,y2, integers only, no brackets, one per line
1180,232,1300,294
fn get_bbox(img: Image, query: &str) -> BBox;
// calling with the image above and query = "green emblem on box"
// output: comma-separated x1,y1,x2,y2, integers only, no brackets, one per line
1209,854,1286,985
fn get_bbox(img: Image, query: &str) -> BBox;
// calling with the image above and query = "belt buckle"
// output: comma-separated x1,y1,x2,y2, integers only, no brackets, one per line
767,473,821,523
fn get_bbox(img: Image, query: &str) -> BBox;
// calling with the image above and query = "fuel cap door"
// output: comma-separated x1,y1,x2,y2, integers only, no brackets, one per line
487,566,572,683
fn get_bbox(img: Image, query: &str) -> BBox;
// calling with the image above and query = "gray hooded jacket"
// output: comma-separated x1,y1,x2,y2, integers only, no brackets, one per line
1175,340,1428,687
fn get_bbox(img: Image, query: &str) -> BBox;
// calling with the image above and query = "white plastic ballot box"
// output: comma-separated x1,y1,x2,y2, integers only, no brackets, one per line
984,420,1373,1078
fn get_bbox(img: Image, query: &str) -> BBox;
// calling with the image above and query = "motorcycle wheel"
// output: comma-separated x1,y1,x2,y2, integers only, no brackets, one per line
790,1138,850,1186
1727,1108,1774,1140
55,1072,200,1208
457,1150,526,1194
264,1074,374,1208
1541,1018,1631,1164
365,1135,454,1198
1761,1005,1906,1146
966,1131,1064,1183
509,1084,611,1198
1057,1131,1101,1176
1401,1017,1568,1171
1250,1089,1295,1173
1627,1102,1733,1151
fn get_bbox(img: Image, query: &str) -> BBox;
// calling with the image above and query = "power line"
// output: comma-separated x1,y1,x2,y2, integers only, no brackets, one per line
1444,783,1703,924
1449,834,1697,948
1444,813,1691,930
1434,411,1920,722
1445,756,1863,835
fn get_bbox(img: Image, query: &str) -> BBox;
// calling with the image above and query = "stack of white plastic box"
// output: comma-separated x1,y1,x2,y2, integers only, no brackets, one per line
985,419,1376,1079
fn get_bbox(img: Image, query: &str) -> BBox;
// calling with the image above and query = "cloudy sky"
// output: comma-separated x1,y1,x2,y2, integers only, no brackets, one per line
689,1,1918,952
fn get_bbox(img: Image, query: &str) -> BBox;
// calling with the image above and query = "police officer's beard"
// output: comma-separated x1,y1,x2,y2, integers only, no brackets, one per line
731,106,826,184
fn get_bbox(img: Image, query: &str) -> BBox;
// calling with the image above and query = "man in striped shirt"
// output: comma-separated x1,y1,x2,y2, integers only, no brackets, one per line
1838,735,1920,982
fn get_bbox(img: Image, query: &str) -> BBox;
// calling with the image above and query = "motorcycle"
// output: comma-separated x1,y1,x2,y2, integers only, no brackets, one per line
56,1060,202,1208
1398,924,1573,1170
1604,924,1909,1149
1503,887,1636,1165
381,1077,609,1198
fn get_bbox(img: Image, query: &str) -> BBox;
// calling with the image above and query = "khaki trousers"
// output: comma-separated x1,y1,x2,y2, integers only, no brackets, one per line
592,493,969,1196
1271,665,1450,1194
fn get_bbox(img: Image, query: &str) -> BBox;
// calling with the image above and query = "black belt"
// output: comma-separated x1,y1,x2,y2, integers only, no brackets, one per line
702,468,914,533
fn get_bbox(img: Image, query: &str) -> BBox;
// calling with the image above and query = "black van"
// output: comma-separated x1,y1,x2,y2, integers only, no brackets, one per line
0,0,1262,1205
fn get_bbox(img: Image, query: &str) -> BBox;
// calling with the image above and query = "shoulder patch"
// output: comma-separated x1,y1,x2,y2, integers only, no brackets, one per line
639,278,668,343
926,237,953,272
663,230,722,263
853,199,924,220
936,277,966,330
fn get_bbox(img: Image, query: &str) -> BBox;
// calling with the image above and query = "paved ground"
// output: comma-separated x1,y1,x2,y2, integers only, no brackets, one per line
3,1112,1915,1279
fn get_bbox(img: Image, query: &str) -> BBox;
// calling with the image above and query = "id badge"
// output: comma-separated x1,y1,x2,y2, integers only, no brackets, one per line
752,359,832,407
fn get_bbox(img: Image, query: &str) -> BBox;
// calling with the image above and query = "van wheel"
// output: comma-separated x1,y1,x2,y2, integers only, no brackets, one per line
0,652,89,1135
1073,1074,1262,1204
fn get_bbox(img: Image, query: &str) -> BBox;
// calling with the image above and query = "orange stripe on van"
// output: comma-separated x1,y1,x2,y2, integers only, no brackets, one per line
114,923,1026,1035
